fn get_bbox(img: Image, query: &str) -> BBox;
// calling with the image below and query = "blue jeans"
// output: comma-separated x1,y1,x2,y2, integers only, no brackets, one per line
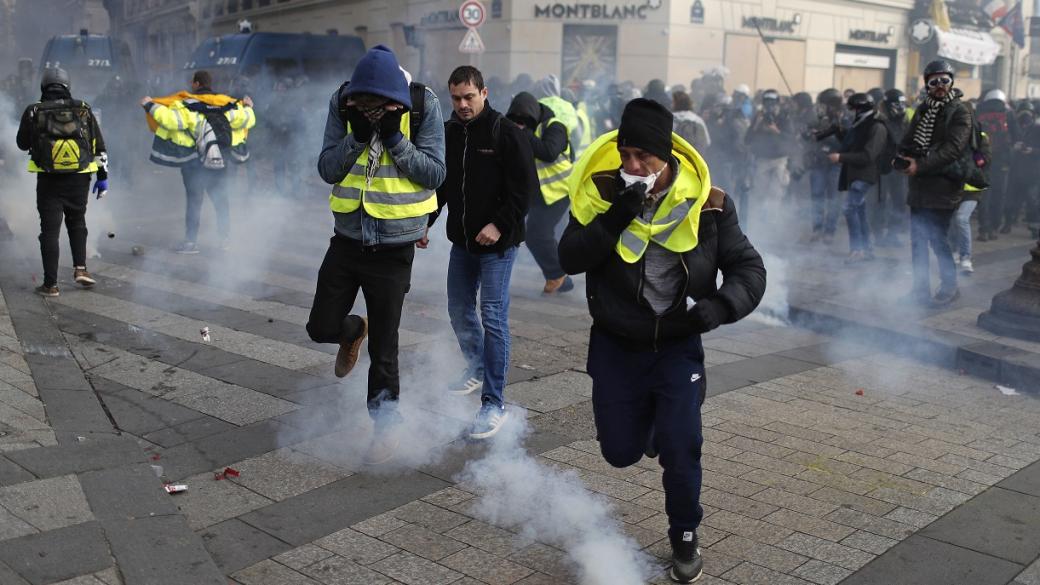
447,244,517,408
810,165,840,235
951,199,978,259
844,180,872,252
911,208,957,294
589,328,705,536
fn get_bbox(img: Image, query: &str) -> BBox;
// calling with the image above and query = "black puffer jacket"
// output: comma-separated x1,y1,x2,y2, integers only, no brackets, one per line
900,97,973,209
432,105,538,253
558,184,766,348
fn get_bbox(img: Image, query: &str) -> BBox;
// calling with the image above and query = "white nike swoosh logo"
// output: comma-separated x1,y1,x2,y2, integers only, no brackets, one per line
691,374,702,383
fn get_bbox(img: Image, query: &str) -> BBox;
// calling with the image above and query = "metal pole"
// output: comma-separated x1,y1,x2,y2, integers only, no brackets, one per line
754,22,795,95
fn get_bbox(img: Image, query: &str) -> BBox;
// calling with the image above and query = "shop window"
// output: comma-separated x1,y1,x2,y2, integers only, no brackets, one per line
259,0,270,5
242,0,253,9
228,0,238,13
215,1,224,16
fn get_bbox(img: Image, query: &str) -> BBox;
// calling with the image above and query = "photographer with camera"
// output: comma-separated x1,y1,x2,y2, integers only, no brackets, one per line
895,60,972,307
806,89,845,243
746,89,793,229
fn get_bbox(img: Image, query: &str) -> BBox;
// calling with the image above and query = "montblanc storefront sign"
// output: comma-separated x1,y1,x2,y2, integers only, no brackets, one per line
849,29,892,44
534,1,661,20
741,16,799,34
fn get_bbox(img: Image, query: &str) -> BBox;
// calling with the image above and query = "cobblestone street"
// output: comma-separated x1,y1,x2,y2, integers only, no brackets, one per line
1,190,1040,585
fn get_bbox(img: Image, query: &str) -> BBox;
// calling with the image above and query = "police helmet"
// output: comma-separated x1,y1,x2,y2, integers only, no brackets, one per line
922,60,956,80
817,88,843,108
847,93,875,113
40,67,70,92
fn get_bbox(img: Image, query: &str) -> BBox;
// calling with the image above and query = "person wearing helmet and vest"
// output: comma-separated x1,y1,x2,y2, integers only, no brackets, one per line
558,98,766,584
896,59,973,307
141,70,256,254
16,67,107,297
1009,101,1040,238
309,45,446,465
975,88,1019,240
875,89,912,247
746,89,793,228
508,84,576,294
827,93,888,263
802,88,844,241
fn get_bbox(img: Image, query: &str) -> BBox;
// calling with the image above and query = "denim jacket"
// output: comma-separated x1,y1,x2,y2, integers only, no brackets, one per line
318,86,447,246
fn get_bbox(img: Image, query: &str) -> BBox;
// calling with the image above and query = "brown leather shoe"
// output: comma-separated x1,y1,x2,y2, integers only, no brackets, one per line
542,276,574,295
73,268,96,287
335,317,367,378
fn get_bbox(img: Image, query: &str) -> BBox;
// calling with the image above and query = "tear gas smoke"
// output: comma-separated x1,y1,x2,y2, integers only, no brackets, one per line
458,415,650,585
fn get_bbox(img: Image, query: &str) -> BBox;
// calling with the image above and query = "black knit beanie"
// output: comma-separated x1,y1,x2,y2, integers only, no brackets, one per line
618,98,673,162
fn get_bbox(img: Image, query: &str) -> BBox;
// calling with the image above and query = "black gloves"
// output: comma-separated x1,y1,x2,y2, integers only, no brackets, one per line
344,105,372,144
600,181,647,234
689,297,727,333
378,108,405,146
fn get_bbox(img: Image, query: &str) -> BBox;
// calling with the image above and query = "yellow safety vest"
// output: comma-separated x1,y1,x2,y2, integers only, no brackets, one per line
535,118,574,205
575,101,593,155
330,113,437,219
568,130,711,263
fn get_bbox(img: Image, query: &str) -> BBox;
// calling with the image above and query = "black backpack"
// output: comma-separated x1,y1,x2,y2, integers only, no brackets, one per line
30,99,94,173
337,81,426,139
184,100,234,150
876,118,897,176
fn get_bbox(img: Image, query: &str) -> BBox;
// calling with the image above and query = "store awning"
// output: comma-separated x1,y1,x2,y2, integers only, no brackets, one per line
935,27,1001,66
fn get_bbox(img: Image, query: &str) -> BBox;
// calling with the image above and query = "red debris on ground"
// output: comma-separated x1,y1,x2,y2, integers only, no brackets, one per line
150,453,161,461
854,389,865,396
213,467,241,481
163,483,188,494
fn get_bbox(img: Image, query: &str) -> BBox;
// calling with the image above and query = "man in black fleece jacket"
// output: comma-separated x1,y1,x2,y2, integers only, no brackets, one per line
427,66,538,439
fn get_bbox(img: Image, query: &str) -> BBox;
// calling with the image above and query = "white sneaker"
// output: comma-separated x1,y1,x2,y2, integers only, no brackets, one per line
469,404,508,440
960,257,974,274
449,376,483,396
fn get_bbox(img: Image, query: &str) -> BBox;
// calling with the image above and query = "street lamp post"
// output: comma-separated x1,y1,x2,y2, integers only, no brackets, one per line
978,235,1040,342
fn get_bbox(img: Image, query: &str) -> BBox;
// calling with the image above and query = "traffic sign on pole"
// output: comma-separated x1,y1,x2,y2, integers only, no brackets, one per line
459,27,485,54
459,0,486,28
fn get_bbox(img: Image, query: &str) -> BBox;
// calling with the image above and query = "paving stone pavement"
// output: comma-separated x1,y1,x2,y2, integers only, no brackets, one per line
0,194,1039,585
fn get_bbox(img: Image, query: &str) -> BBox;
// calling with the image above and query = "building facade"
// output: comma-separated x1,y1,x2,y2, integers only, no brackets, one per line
110,0,1036,97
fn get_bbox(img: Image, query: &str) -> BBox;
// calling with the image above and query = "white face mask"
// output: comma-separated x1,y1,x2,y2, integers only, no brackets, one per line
619,166,662,195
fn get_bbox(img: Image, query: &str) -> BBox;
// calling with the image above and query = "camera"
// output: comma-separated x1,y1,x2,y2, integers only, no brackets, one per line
892,146,924,171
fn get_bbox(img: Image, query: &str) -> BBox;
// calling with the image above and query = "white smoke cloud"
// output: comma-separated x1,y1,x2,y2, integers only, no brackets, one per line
457,415,650,585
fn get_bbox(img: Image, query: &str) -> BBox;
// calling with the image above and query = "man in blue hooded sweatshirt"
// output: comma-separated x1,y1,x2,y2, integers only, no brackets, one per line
309,46,446,465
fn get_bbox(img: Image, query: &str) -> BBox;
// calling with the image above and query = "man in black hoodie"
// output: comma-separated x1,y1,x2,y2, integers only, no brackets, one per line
16,67,107,297
507,91,575,294
427,66,538,439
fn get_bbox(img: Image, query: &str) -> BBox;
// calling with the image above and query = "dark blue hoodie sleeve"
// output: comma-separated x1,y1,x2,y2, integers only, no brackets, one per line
317,88,367,185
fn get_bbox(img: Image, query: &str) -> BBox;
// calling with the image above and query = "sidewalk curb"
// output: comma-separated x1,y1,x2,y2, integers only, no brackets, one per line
788,302,1040,395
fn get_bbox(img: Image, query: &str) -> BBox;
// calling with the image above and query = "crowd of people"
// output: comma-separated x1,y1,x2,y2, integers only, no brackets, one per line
12,43,1040,584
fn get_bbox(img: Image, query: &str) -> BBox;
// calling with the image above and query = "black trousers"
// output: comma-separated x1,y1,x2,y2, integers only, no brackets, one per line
306,235,414,412
525,195,569,280
37,173,91,287
180,163,230,243
979,165,1009,233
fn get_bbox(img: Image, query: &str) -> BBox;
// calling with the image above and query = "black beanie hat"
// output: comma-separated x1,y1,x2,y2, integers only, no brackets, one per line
618,98,673,162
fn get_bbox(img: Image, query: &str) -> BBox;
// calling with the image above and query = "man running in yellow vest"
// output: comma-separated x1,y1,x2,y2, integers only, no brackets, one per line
141,70,255,254
559,99,766,583
507,89,576,294
309,45,446,465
